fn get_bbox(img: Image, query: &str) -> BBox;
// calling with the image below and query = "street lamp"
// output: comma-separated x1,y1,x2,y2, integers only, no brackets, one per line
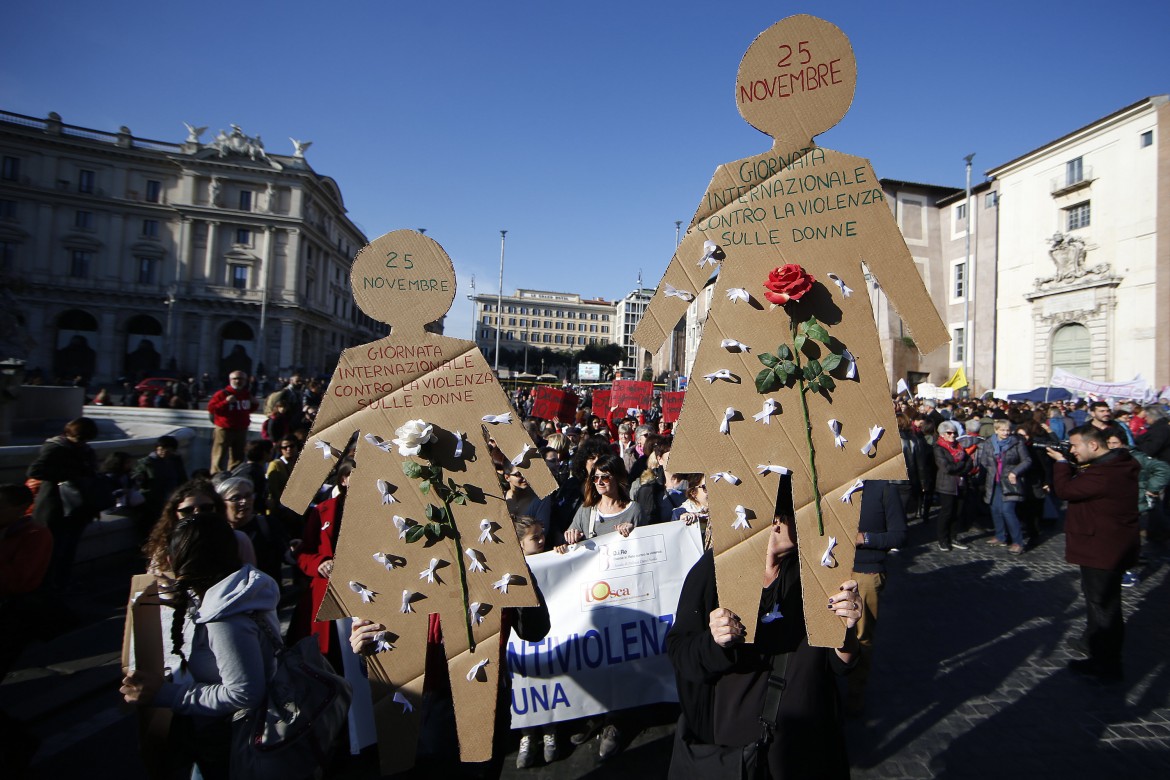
164,283,178,366
494,230,506,374
963,153,974,397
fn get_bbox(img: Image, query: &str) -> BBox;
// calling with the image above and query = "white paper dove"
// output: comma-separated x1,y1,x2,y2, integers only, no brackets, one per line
663,282,696,302
373,552,403,571
375,631,395,653
348,581,374,603
720,407,737,435
393,515,417,540
314,440,334,460
828,419,847,449
720,338,751,353
703,369,736,383
697,240,721,268
469,601,486,626
400,590,415,614
419,558,441,584
731,505,750,531
481,412,512,425
363,433,393,453
820,536,839,568
840,479,865,504
757,464,791,477
860,425,885,456
376,479,398,505
392,691,412,712
453,430,466,459
466,658,490,682
712,471,741,486
761,603,784,624
841,348,858,380
726,287,751,304
510,444,533,467
465,548,487,573
479,518,498,544
492,573,521,594
753,398,779,424
827,272,854,299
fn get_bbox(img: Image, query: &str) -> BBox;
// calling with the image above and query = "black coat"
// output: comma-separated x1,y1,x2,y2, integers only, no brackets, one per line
1137,417,1170,464
933,443,972,497
27,436,98,526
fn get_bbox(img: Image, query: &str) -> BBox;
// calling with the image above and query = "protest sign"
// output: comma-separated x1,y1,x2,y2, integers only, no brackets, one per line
591,389,611,418
530,386,578,422
507,522,704,727
661,391,685,423
1050,367,1148,399
610,379,653,412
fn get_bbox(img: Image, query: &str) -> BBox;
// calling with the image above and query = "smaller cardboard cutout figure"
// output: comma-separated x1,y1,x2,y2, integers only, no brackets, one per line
281,230,556,774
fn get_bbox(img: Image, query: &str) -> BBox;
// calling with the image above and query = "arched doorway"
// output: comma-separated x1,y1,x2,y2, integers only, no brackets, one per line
219,320,255,381
54,309,98,383
1051,323,1091,379
124,314,163,380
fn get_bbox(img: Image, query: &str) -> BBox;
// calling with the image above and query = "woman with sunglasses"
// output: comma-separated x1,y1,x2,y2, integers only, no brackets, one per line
560,454,640,548
215,476,286,589
934,420,974,551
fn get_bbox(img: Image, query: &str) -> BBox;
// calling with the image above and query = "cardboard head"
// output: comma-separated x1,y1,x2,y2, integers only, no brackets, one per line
735,14,856,144
350,229,456,328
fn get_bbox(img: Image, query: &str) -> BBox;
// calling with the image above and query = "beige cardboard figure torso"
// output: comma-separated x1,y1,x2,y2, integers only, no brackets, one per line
281,230,555,773
635,15,948,648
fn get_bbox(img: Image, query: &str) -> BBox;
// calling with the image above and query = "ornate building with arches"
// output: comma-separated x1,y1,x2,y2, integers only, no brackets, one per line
0,110,383,387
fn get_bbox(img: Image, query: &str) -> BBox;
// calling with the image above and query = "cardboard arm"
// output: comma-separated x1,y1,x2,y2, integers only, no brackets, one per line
633,227,711,353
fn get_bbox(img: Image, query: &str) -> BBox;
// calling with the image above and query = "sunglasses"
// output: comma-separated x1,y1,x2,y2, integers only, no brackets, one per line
592,473,612,483
176,502,217,518
227,494,254,504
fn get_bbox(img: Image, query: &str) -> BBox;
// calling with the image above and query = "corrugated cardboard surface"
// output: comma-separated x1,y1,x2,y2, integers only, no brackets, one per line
635,15,948,648
282,231,555,773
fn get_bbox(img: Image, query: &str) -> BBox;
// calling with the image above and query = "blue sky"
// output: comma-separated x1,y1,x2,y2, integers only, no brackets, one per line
4,1,1168,340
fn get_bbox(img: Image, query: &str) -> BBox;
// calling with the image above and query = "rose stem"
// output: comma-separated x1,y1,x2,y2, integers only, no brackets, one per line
441,492,476,653
791,320,826,536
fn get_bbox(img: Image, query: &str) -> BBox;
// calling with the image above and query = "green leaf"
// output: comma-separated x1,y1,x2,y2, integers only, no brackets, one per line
778,344,791,360
807,359,822,377
756,368,779,394
821,375,836,391
759,352,779,368
424,504,439,521
794,333,807,352
808,379,821,393
419,479,431,495
447,477,458,492
452,494,467,506
775,369,789,385
402,461,423,479
426,522,444,540
808,323,831,345
405,525,427,544
781,360,796,374
821,353,842,372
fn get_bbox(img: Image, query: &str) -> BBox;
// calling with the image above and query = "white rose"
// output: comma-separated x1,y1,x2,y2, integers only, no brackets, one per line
392,419,436,457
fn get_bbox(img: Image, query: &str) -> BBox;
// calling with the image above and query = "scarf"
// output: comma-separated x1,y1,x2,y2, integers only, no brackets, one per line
938,436,965,462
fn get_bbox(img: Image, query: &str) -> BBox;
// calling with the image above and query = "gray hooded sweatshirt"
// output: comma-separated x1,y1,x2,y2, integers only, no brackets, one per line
154,563,280,719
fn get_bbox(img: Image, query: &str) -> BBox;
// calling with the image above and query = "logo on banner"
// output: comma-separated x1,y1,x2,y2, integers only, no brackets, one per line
599,534,668,571
581,572,656,610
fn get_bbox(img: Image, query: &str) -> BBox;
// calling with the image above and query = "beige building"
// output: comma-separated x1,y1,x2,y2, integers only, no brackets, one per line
615,287,654,378
472,289,615,371
0,109,381,387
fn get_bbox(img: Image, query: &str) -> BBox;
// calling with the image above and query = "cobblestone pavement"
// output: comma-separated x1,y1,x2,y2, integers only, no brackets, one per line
5,514,1169,779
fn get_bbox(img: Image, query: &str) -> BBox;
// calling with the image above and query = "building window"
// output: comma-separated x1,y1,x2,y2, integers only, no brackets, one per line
952,262,966,300
137,256,158,284
578,336,586,345
482,315,491,324
480,329,488,339
507,306,516,314
1141,130,1154,148
508,317,516,326
601,326,609,334
984,192,997,208
590,324,597,332
566,323,575,331
543,334,551,343
602,314,609,321
954,202,967,226
235,228,251,245
78,169,95,194
554,335,563,344
145,180,162,203
142,219,159,238
231,264,249,289
1066,201,1091,230
70,250,92,278
1066,157,1083,186
1,156,19,181
239,190,252,211
952,326,966,364
555,322,562,330
75,210,94,230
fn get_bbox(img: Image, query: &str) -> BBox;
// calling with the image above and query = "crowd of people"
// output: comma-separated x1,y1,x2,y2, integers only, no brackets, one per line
2,374,1164,777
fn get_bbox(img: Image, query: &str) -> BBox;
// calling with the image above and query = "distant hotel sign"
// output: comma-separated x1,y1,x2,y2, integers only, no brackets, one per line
579,362,601,381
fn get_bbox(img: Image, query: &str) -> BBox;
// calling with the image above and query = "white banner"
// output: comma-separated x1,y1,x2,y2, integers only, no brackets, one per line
1050,367,1149,398
507,522,704,727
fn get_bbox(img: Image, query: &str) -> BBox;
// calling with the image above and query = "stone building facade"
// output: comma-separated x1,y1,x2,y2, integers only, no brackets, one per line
0,110,380,388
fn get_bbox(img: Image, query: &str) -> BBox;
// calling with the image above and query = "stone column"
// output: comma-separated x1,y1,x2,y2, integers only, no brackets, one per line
98,309,119,384
286,228,303,304
204,221,219,282
279,319,296,373
176,218,191,284
197,315,214,380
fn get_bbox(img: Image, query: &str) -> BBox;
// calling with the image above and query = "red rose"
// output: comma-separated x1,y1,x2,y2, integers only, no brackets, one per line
763,264,815,305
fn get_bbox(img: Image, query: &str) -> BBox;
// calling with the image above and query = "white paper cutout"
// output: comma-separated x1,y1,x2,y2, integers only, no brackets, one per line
827,272,854,298
392,691,412,712
363,433,393,453
753,398,779,424
840,479,865,504
841,348,858,380
375,631,395,653
393,515,417,540
376,479,398,505
820,536,839,568
726,287,752,304
860,425,885,456
400,589,415,613
731,505,750,531
703,369,736,383
314,440,335,460
697,240,721,268
373,551,403,571
757,464,791,477
419,558,441,584
481,412,513,425
465,548,487,573
896,378,910,395
828,419,847,449
720,338,751,353
663,282,696,302
469,601,486,626
321,521,331,530
453,430,466,459
478,518,498,544
492,573,520,594
349,581,374,603
466,658,490,682
720,407,737,435
761,603,784,623
510,444,533,467
712,471,741,485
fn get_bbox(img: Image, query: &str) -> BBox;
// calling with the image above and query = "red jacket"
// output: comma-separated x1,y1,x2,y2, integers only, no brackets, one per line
1052,449,1141,571
292,495,344,654
207,386,254,430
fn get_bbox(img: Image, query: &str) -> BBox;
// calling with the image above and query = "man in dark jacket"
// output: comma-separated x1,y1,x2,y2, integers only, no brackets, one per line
1047,424,1140,682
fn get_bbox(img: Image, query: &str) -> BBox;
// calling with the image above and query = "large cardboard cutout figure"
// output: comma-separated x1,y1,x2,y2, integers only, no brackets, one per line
635,15,948,648
281,230,556,773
